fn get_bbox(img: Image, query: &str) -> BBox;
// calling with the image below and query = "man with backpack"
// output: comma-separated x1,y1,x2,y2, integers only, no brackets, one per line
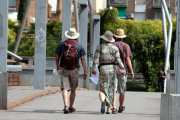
55,28,87,114
156,68,167,92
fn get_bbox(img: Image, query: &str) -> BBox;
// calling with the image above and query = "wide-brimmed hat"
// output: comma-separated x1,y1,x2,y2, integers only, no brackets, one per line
65,28,79,39
114,29,127,38
100,31,115,43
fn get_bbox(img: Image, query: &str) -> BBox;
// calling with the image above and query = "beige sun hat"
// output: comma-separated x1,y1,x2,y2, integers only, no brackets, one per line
114,29,127,38
65,28,80,39
100,31,115,43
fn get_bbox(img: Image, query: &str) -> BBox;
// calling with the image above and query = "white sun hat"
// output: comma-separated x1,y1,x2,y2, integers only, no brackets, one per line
65,28,80,39
100,31,115,43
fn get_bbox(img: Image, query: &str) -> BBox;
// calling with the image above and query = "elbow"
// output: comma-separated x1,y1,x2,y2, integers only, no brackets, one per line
81,56,85,62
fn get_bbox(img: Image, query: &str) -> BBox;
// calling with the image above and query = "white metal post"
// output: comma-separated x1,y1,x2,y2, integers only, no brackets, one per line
161,0,173,93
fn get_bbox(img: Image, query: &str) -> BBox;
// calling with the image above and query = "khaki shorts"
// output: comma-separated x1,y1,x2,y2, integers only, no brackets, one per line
60,68,79,91
117,74,127,94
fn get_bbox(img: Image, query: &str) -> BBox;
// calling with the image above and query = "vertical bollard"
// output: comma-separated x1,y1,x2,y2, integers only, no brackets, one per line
93,15,100,90
0,73,8,110
0,0,8,72
79,0,88,88
34,0,47,89
0,0,8,110
62,0,71,42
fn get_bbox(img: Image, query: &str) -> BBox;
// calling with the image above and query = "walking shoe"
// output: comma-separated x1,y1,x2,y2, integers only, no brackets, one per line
69,107,76,113
111,108,117,114
63,106,69,114
101,102,106,114
118,106,125,113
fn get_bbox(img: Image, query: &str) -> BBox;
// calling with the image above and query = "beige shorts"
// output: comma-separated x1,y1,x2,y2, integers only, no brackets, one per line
117,74,127,94
60,68,79,91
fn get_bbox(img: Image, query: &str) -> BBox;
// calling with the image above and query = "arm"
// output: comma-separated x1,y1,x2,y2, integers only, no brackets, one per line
162,75,167,78
80,56,87,80
126,57,134,79
115,49,126,74
56,55,60,72
92,46,100,75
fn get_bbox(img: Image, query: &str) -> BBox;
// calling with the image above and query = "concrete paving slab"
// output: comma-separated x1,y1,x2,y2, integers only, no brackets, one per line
1,91,160,120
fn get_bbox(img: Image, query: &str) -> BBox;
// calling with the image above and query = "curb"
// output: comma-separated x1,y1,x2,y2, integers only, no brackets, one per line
7,87,89,109
7,88,61,109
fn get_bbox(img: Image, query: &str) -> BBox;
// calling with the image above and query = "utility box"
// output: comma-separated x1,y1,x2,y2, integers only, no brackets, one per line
127,13,134,19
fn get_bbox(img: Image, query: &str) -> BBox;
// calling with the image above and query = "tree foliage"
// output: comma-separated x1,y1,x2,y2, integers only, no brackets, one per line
17,0,28,23
8,19,62,57
98,8,176,91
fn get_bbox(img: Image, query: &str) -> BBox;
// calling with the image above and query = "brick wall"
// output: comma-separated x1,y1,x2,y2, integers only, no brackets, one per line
170,0,176,17
146,0,155,19
26,0,36,26
127,0,135,14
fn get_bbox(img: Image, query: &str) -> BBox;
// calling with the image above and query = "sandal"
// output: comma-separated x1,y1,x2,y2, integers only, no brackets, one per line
118,106,125,113
111,108,117,114
101,102,106,114
69,107,76,113
106,112,110,114
63,106,69,114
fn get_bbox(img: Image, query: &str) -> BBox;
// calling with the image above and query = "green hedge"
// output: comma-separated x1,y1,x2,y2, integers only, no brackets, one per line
99,8,176,91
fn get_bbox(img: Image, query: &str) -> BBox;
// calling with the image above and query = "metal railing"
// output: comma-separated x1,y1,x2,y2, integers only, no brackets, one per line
153,0,170,6
110,0,128,5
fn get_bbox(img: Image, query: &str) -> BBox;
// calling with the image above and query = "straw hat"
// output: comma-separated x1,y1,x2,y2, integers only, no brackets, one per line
114,29,127,38
100,31,115,43
65,28,80,39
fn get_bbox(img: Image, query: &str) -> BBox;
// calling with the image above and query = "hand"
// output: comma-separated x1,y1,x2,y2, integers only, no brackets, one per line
131,72,134,79
57,67,61,72
92,71,96,76
162,76,165,78
84,72,87,80
121,73,126,76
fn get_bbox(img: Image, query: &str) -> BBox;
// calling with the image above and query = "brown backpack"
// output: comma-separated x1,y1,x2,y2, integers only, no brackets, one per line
60,39,79,70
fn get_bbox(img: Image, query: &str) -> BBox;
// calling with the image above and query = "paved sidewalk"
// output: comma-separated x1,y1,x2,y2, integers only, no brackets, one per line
8,86,60,103
7,86,88,109
1,91,161,120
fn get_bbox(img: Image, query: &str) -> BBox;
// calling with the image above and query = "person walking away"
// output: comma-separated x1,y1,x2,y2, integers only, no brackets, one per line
112,29,134,113
55,28,87,114
92,31,126,114
156,68,167,92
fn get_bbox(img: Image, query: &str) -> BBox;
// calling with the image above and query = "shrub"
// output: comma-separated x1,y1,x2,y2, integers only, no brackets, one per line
98,8,176,91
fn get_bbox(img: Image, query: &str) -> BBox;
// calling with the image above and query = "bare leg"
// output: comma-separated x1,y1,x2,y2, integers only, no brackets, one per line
99,90,105,102
113,95,117,112
107,106,111,112
119,94,125,109
99,90,106,114
69,90,76,108
62,90,68,109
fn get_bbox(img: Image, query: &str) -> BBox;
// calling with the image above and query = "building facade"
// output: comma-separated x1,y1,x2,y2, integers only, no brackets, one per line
8,0,76,26
108,0,177,21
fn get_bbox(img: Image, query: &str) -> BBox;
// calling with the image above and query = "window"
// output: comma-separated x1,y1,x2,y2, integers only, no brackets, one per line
153,0,170,6
110,0,127,5
117,7,126,19
135,0,146,4
9,0,16,7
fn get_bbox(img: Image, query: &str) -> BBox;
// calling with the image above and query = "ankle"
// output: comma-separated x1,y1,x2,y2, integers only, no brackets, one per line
64,106,68,109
